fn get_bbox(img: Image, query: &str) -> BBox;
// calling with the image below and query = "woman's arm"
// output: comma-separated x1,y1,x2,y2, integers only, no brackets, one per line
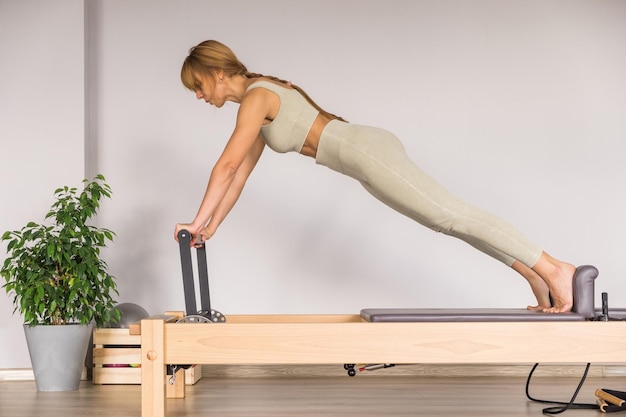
199,134,265,241
175,89,269,241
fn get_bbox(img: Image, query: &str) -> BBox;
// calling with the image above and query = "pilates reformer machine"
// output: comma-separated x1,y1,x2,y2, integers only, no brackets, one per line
131,231,626,417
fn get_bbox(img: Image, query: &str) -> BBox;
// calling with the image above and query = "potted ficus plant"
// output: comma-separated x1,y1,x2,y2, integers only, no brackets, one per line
1,174,120,391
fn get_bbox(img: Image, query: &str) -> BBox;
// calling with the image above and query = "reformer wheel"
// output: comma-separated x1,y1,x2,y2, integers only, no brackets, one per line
177,315,211,323
176,309,227,323
202,309,226,323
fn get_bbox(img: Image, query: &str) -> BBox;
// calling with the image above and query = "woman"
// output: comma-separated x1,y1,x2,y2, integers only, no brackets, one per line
174,40,576,313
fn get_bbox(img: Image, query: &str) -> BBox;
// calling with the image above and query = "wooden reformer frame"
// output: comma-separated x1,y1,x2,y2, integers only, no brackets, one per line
131,234,626,417
133,313,626,417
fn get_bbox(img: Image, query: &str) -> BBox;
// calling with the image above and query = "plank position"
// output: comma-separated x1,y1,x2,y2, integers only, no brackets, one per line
174,40,578,313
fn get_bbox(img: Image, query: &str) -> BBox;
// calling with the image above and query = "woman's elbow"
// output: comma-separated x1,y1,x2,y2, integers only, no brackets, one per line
213,162,238,181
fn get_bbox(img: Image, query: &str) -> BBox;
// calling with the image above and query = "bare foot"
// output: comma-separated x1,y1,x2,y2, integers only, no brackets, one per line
511,260,552,311
527,304,551,311
540,263,576,313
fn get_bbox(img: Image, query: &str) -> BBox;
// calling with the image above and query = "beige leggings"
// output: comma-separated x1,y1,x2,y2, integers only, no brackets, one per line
315,120,542,268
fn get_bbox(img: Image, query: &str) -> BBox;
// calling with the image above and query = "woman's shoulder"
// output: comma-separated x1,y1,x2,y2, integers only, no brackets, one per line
239,80,284,122
245,78,291,94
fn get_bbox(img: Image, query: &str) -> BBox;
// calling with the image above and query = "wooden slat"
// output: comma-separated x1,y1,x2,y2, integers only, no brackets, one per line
93,328,140,345
161,320,626,365
130,314,182,335
224,314,364,323
93,347,141,365
93,367,141,384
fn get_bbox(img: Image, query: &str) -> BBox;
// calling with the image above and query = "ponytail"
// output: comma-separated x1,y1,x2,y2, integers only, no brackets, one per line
243,71,346,122
182,40,346,122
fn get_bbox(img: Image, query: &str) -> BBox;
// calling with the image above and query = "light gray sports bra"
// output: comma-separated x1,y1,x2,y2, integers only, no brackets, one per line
245,80,318,153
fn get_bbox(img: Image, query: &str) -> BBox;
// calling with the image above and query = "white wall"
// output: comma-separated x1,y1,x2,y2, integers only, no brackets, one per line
2,0,626,369
0,0,86,367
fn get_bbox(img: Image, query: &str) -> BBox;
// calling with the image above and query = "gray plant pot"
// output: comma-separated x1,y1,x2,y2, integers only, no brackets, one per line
23,323,93,391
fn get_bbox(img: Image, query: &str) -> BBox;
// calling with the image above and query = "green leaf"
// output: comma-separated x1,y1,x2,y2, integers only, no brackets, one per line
2,174,118,326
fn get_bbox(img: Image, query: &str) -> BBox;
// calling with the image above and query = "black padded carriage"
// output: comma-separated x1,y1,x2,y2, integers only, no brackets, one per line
361,265,601,322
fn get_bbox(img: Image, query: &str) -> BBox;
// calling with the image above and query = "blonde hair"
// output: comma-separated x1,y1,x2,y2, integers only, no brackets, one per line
181,40,346,122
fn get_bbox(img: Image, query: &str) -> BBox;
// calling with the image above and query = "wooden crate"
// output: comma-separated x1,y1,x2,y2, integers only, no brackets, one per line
93,328,201,385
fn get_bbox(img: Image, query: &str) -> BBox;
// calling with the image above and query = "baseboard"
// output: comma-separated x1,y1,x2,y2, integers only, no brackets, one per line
0,369,34,381
0,367,89,382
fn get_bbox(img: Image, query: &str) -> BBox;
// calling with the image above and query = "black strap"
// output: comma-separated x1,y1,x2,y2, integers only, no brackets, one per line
196,242,212,313
177,229,197,316
525,363,598,414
